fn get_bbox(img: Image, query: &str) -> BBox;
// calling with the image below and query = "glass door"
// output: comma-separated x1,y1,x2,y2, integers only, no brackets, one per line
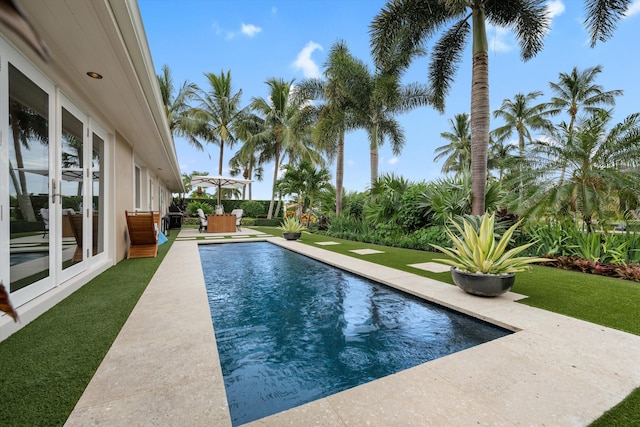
58,102,87,281
90,124,106,261
6,62,54,307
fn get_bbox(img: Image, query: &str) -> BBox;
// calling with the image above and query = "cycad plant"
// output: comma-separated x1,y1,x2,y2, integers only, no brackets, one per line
431,213,547,275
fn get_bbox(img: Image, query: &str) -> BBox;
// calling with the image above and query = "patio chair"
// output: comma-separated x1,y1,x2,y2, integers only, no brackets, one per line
125,210,158,259
68,213,99,262
197,208,208,233
231,209,243,231
40,208,49,238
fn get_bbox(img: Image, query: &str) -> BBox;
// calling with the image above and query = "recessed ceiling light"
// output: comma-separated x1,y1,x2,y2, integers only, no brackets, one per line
86,71,103,79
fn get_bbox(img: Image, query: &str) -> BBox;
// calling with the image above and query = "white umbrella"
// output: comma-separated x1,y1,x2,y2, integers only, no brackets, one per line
189,175,251,208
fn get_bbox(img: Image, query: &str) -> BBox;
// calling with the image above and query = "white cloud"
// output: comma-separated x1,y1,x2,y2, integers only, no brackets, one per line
346,160,354,166
546,0,565,20
292,41,323,78
241,23,262,37
624,0,640,17
388,157,399,165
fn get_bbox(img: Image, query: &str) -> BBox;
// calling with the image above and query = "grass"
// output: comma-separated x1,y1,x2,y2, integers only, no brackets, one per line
2,226,639,425
0,233,176,426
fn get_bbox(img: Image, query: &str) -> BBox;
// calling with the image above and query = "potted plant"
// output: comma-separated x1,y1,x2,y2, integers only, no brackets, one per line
279,216,305,241
430,213,548,297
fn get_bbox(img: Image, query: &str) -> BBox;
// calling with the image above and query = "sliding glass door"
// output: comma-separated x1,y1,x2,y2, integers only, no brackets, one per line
6,62,55,306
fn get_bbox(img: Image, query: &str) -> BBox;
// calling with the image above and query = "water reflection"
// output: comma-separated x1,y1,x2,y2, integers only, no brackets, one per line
201,242,511,426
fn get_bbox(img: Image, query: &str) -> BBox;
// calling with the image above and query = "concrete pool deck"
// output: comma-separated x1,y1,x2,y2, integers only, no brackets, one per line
65,228,640,426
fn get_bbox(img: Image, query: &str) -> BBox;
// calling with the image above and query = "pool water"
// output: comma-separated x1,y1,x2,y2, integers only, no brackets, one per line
200,242,511,425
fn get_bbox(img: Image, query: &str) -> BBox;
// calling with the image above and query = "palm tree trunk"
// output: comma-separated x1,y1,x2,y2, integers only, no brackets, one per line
218,138,224,175
267,144,280,219
369,123,379,188
470,10,489,216
12,125,37,222
335,132,345,215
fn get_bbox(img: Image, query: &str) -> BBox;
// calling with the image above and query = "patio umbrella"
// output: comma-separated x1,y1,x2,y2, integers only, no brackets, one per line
189,175,251,209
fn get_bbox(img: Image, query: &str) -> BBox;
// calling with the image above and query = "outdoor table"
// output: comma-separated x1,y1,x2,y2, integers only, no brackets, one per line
207,214,236,233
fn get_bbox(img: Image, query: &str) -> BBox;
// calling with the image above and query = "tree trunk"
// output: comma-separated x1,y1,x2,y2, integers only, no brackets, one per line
267,143,280,219
470,9,489,216
335,132,344,216
369,123,379,188
11,125,37,222
218,139,224,175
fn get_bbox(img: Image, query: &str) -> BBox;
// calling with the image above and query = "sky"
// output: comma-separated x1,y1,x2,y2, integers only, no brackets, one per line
138,0,640,200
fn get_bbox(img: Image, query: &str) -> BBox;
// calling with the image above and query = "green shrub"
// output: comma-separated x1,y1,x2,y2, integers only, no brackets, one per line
240,200,265,218
186,201,214,216
254,218,282,227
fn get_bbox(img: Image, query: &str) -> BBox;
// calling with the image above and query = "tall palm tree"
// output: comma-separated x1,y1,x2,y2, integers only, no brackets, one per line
492,91,554,203
156,64,203,150
297,40,367,216
371,1,550,215
250,78,316,218
191,70,246,176
547,65,622,136
524,109,640,231
434,113,471,176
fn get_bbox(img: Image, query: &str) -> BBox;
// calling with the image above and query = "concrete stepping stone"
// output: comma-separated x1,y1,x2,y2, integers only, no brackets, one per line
315,241,340,246
349,249,384,255
408,262,451,273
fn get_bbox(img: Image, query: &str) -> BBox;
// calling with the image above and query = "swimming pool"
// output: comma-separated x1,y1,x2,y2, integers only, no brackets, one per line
200,242,511,425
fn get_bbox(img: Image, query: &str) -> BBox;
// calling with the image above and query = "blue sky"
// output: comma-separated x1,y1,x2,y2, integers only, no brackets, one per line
138,0,640,200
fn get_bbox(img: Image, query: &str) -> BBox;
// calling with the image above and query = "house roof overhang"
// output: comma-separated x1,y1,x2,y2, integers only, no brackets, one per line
0,0,184,192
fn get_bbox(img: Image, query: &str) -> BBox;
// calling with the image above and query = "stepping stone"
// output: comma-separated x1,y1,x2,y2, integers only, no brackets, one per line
349,249,384,255
315,241,340,246
203,236,225,239
230,235,250,238
408,262,451,273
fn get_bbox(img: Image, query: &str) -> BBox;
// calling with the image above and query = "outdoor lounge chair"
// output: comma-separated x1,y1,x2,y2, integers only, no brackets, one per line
197,208,208,233
231,209,243,231
68,213,99,262
40,208,49,238
125,210,158,259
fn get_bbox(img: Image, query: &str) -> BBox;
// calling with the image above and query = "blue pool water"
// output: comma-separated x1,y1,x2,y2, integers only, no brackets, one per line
200,242,511,425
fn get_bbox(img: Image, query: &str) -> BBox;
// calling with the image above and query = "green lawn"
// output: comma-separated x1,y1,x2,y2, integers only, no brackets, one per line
1,227,638,425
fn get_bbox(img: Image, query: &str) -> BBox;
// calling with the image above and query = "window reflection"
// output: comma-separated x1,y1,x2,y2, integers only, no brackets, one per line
8,63,50,292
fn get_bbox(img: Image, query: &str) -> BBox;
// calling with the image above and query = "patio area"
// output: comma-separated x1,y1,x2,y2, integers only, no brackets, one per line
65,227,640,426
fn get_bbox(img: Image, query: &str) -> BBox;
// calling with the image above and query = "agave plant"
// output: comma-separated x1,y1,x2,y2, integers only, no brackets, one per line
279,216,305,233
431,213,548,275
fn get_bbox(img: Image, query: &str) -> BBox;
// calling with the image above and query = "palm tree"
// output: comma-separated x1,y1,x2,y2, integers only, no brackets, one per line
371,1,550,215
297,40,366,216
548,65,622,136
191,70,246,177
524,109,640,231
277,161,331,225
249,78,316,218
228,147,264,201
492,91,554,203
434,113,471,176
156,64,202,150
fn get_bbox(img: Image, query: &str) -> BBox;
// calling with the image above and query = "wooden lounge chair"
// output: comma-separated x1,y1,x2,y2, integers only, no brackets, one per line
125,211,158,259
69,213,99,262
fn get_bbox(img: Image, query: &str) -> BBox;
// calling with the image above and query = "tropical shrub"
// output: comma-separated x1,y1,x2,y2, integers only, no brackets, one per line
398,182,431,231
186,201,214,216
240,200,265,218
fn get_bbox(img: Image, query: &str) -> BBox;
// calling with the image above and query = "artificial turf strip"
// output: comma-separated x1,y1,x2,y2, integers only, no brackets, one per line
588,387,640,426
0,233,175,426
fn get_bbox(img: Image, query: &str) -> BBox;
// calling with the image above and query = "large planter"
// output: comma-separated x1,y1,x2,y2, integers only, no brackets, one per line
282,232,301,241
450,267,515,297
